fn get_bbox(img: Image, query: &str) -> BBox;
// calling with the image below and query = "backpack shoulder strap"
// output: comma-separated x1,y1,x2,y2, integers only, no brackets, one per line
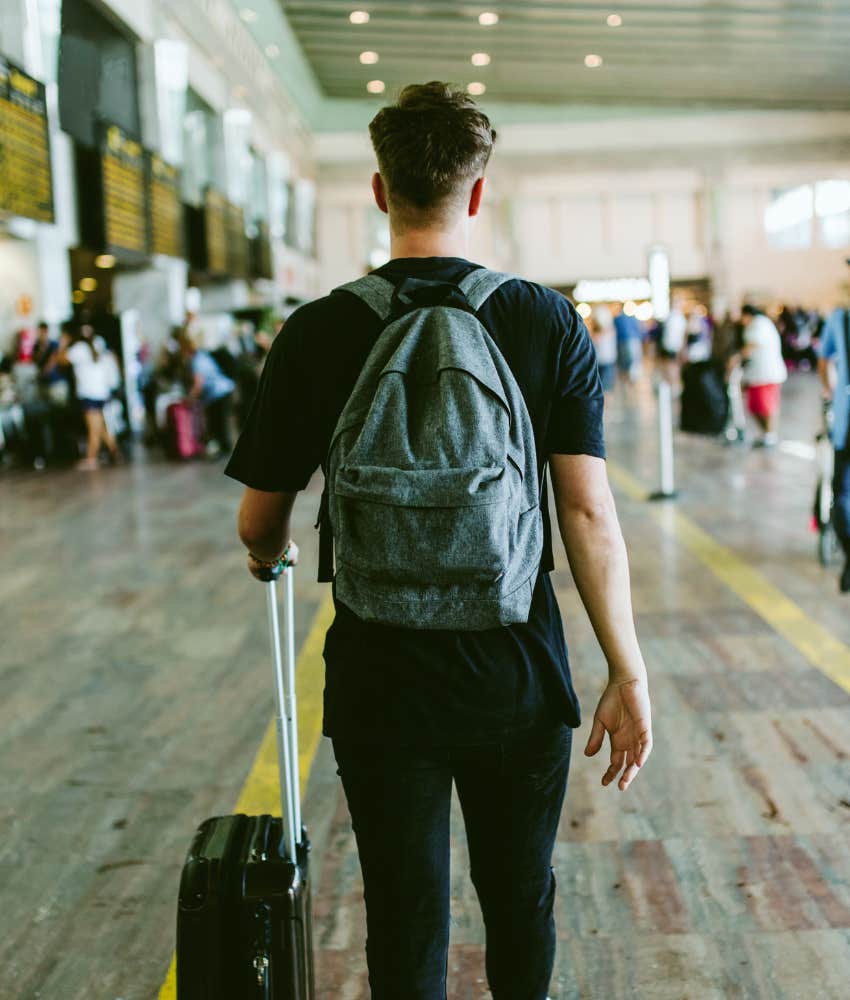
459,268,516,312
336,274,395,322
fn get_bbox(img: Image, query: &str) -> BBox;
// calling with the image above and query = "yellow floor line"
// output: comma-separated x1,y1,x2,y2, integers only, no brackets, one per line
608,462,850,695
157,591,335,1000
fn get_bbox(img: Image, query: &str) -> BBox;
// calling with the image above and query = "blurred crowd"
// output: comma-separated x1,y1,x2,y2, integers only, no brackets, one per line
587,299,827,448
0,314,276,471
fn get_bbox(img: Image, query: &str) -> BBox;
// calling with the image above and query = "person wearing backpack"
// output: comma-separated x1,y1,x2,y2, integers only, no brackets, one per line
818,272,850,592
226,82,652,1000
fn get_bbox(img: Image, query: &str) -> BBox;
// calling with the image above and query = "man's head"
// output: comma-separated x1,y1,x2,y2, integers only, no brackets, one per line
368,82,496,233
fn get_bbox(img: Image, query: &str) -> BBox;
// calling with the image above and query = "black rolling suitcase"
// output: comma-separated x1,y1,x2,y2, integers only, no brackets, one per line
176,568,315,999
680,360,729,435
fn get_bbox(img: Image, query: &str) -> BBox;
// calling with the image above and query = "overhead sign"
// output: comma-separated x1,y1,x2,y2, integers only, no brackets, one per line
148,152,183,258
226,201,249,279
101,124,147,257
204,187,229,275
0,55,54,224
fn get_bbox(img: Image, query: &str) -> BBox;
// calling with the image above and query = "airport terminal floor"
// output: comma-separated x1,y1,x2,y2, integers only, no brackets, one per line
3,369,850,1000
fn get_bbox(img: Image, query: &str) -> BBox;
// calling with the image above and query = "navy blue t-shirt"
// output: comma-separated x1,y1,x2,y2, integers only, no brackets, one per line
225,257,605,746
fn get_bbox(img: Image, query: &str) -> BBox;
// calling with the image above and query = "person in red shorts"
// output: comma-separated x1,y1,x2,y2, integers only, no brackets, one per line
740,304,788,448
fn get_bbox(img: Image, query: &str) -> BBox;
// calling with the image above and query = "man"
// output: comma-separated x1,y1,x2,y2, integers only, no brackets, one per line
738,304,788,447
818,273,850,592
226,82,652,1000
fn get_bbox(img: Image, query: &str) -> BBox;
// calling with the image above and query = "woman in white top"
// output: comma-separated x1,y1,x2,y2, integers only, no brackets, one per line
739,305,788,447
60,323,120,470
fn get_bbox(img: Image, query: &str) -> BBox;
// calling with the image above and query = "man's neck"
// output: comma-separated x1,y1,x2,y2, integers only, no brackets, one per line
389,225,469,262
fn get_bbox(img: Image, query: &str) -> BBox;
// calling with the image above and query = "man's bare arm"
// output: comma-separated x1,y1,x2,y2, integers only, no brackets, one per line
549,453,652,791
237,488,298,574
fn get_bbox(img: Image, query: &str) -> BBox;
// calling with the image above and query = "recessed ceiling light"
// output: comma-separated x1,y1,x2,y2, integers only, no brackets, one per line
585,54,603,68
478,12,499,27
350,10,370,24
366,79,385,94
471,52,491,67
467,81,486,96
265,44,280,58
360,51,379,65
607,13,623,28
239,8,258,23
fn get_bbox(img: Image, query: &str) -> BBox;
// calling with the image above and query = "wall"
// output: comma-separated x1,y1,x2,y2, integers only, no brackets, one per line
316,110,850,312
0,235,41,352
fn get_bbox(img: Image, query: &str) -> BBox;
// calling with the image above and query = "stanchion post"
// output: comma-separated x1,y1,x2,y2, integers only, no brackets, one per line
649,379,679,501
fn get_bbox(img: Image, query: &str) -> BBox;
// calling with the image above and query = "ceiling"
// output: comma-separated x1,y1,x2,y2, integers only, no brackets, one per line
279,1,850,111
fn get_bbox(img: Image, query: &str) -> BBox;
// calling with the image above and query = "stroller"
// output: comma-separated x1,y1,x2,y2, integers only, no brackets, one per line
813,400,838,567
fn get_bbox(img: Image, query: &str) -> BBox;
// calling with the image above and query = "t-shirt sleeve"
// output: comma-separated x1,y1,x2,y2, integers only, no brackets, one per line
224,312,321,492
545,296,606,458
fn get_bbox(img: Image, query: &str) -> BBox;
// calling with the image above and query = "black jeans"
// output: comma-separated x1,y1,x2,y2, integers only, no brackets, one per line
333,724,573,1000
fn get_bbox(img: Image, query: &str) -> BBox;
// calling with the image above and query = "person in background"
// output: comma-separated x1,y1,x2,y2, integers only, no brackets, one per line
591,304,618,392
33,321,70,404
685,308,711,363
737,304,788,448
659,298,687,386
58,322,120,471
178,330,236,457
613,304,643,383
818,270,850,593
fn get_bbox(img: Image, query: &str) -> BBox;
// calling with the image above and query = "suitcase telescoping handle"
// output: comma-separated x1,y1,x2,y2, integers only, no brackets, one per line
265,567,302,864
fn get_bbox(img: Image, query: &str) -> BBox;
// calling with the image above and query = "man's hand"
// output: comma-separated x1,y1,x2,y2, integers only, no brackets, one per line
584,676,653,791
247,541,300,582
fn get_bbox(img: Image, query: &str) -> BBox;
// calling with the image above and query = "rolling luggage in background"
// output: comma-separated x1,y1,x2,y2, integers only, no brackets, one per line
176,568,315,999
680,360,729,435
166,401,205,460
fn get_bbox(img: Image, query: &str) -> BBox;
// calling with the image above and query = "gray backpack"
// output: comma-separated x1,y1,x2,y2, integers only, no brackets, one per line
326,268,543,631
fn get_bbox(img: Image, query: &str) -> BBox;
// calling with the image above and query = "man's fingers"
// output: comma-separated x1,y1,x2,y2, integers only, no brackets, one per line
584,716,606,757
619,762,640,791
601,748,625,786
636,732,653,768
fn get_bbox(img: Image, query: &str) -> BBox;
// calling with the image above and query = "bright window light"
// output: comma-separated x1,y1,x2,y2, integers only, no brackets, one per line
765,185,813,234
815,179,850,218
471,52,491,66
467,82,487,96
479,12,499,27
350,10,370,24
360,51,379,65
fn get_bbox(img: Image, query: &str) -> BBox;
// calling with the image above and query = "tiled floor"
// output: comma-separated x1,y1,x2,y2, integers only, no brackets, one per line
2,369,848,999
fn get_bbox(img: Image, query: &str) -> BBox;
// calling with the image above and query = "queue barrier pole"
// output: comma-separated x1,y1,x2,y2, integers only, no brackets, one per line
649,379,679,501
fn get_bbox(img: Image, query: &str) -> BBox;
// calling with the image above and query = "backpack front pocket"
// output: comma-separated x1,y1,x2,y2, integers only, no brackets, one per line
333,464,516,585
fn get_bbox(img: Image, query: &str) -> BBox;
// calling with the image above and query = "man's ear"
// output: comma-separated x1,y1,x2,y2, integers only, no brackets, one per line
372,172,389,215
468,177,486,218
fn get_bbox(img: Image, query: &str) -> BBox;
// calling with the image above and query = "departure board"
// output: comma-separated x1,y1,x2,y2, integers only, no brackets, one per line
0,56,54,223
251,220,273,279
101,123,147,256
226,201,249,279
148,153,183,258
204,187,228,275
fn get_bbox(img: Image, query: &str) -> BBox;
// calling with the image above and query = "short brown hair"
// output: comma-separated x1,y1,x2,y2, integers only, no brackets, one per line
369,82,497,223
